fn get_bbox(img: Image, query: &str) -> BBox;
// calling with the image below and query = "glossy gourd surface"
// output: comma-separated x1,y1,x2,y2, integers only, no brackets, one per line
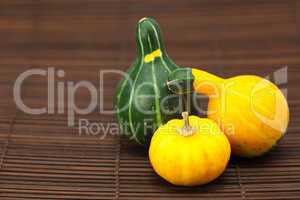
168,68,289,157
149,113,231,186
192,69,289,157
115,18,195,145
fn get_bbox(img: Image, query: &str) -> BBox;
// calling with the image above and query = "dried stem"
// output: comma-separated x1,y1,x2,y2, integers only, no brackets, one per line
179,112,195,136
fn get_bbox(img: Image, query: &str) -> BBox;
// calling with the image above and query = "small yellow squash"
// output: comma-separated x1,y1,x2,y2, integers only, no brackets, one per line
192,69,289,157
149,112,231,186
167,68,289,157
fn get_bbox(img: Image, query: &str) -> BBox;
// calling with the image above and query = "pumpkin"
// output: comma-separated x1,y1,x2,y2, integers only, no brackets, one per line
114,18,196,145
149,112,231,186
167,68,290,157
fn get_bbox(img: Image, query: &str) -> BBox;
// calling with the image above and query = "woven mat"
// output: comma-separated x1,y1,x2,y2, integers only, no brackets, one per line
0,1,299,199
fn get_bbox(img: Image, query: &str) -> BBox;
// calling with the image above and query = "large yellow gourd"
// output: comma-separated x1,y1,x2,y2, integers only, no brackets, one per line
167,68,289,157
149,112,231,186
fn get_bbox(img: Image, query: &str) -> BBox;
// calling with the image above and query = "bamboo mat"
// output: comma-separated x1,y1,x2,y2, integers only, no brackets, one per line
0,0,300,199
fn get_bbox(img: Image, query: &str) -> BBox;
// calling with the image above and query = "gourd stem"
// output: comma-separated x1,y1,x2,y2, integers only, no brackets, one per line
182,112,191,130
180,112,195,137
181,93,187,113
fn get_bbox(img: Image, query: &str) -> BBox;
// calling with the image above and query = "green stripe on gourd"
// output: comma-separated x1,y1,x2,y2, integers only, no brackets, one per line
114,17,196,145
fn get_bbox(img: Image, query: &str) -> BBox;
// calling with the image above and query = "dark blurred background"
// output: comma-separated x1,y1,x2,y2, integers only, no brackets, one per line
0,1,299,199
1,0,299,121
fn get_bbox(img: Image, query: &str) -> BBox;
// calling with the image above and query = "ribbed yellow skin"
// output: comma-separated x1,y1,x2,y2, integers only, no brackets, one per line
149,116,231,186
192,69,289,157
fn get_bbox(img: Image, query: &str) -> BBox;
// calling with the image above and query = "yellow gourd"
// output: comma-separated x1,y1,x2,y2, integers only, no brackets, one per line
167,68,289,157
149,112,231,186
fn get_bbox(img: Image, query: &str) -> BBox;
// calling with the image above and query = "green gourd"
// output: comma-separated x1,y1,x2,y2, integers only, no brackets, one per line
114,17,195,145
